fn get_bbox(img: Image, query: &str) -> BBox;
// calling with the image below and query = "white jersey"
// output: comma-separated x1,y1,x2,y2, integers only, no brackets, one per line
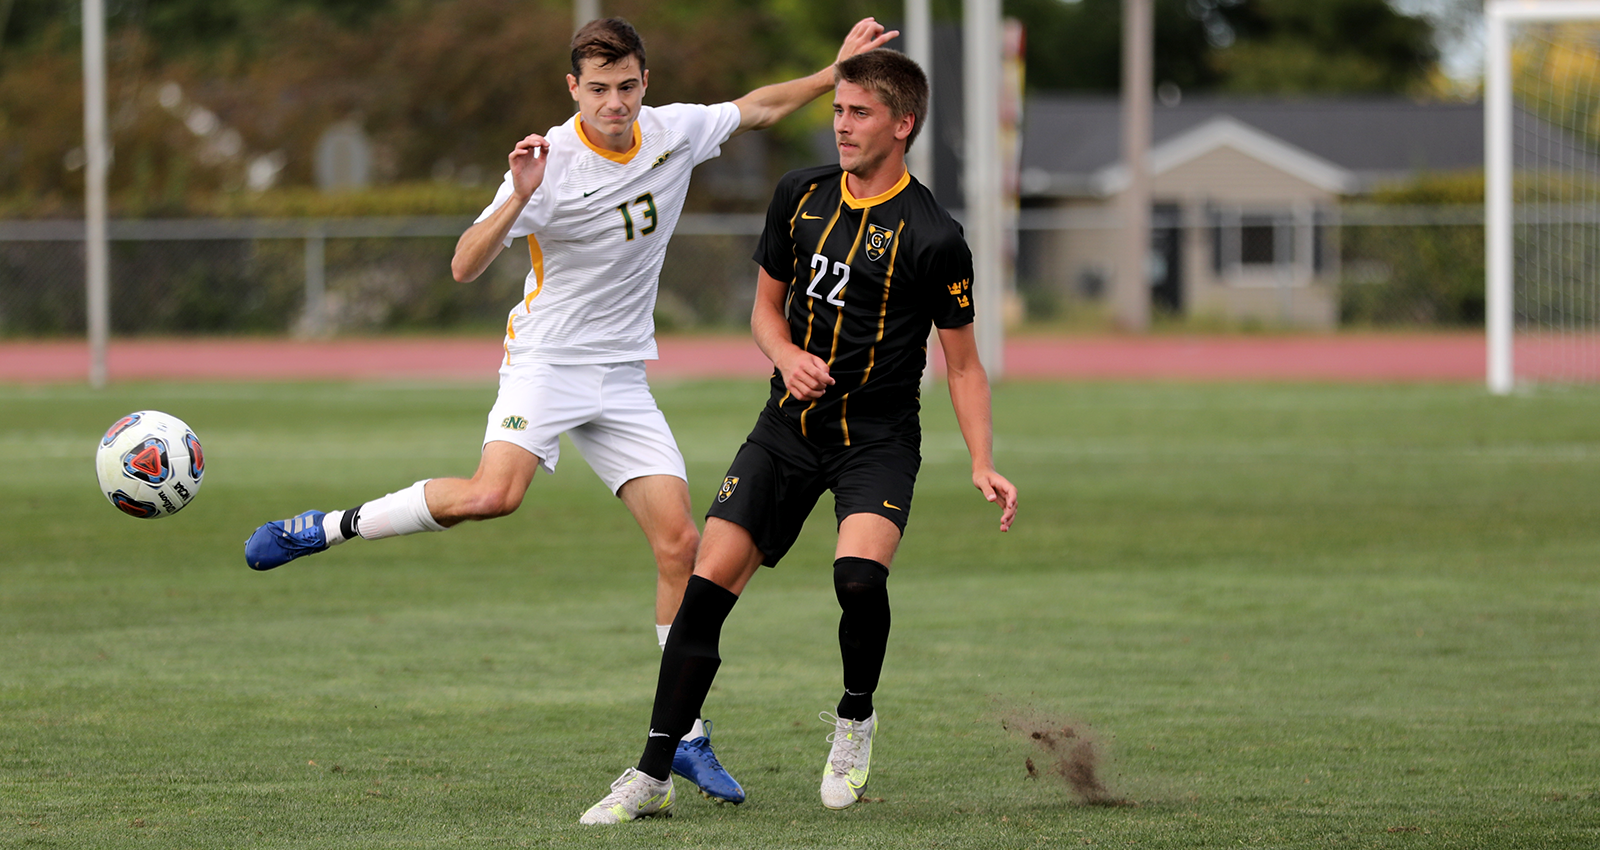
477,102,742,364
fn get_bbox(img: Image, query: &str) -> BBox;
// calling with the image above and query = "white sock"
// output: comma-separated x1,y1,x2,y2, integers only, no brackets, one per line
321,510,348,546
354,480,445,540
656,623,671,650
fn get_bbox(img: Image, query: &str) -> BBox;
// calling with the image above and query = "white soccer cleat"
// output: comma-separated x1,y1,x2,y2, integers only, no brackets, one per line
819,711,877,810
579,767,674,825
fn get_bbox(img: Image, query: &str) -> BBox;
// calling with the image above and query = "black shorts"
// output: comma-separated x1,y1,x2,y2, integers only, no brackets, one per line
706,406,921,566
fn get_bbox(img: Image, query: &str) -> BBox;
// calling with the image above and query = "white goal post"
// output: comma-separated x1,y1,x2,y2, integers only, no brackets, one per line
1486,0,1600,393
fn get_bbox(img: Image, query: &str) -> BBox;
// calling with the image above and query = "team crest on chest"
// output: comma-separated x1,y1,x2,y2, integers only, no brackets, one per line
865,224,895,262
717,476,739,503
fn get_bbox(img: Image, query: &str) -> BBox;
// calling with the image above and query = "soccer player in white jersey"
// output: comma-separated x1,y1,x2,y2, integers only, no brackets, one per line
244,15,898,806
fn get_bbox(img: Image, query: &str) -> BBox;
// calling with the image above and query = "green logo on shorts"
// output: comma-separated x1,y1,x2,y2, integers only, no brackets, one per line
501,415,528,431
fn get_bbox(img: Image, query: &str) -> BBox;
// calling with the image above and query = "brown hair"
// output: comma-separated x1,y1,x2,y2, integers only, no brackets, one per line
835,49,929,152
570,18,646,78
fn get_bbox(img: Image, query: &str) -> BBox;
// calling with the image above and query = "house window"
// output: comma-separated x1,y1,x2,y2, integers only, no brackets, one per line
1238,217,1280,266
1210,205,1330,284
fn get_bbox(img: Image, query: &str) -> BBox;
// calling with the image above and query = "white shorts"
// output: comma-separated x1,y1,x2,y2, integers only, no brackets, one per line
483,360,686,494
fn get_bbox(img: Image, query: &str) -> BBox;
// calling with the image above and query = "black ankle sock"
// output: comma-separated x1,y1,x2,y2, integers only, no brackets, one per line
836,690,874,722
339,506,362,541
638,575,739,780
834,557,890,723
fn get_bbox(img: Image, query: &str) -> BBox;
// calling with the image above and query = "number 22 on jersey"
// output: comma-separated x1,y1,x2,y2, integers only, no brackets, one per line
807,252,849,306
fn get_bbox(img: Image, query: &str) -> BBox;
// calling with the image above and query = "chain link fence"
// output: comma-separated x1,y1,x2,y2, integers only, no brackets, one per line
1011,203,1486,329
1335,205,1484,327
1,206,1486,338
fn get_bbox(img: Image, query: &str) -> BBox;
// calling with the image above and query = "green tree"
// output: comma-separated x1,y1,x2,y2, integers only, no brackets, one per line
1003,0,1235,92
1217,0,1437,94
1003,0,1438,95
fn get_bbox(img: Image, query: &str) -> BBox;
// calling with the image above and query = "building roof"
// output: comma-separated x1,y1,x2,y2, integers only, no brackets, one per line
1020,96,1597,198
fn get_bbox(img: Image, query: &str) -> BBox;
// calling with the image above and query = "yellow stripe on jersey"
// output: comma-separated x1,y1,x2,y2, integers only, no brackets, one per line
838,218,905,445
505,234,546,364
524,234,545,311
844,203,873,265
782,183,822,363
803,204,875,439
796,197,845,433
858,219,907,387
576,117,643,165
788,183,820,239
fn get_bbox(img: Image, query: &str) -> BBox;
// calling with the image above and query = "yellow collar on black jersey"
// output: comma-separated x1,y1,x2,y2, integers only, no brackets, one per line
576,116,642,165
841,169,911,210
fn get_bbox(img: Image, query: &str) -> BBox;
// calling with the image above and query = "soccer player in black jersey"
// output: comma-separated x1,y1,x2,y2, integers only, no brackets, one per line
581,48,1017,824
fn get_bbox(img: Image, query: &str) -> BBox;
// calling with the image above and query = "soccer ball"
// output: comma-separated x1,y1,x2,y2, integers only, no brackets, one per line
95,410,205,519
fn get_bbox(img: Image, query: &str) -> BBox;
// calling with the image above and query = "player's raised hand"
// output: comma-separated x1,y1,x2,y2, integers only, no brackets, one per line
836,17,900,64
777,349,835,401
973,469,1017,532
509,134,550,200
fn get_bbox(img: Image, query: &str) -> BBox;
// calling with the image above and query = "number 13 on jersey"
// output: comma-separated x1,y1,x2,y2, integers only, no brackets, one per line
616,193,658,241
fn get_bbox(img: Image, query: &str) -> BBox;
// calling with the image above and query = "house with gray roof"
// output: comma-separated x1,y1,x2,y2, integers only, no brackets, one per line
1016,97,1501,328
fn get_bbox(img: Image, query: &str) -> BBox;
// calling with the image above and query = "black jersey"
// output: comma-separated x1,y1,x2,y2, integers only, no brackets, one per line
753,164,975,447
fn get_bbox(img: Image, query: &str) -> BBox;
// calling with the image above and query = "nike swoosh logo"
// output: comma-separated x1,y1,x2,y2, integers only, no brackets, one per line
882,501,901,511
648,730,671,738
583,187,607,197
801,212,822,220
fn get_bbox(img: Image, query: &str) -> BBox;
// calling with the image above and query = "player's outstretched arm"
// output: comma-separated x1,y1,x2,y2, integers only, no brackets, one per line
937,323,1018,532
451,134,550,282
752,267,834,401
730,17,899,137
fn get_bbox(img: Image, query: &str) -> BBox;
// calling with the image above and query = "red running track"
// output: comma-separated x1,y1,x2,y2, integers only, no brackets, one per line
0,333,1488,384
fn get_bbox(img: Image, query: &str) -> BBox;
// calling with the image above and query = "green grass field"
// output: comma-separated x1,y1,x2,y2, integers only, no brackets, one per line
4,377,1599,848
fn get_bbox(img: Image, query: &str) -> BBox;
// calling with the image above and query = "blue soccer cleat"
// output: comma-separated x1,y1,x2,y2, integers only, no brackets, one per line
672,719,745,804
245,510,329,571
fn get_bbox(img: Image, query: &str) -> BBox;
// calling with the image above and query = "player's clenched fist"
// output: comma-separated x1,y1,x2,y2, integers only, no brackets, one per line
778,350,835,401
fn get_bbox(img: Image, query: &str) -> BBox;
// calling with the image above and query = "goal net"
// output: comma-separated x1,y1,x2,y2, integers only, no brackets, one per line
1487,1,1600,392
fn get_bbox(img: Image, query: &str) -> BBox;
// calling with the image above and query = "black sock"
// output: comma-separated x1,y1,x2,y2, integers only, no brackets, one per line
339,506,361,541
833,557,890,722
637,575,740,780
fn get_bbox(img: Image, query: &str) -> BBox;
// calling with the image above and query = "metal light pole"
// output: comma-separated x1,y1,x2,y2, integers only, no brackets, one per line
1485,2,1513,394
83,0,110,387
1117,0,1152,331
905,0,933,185
964,0,1004,377
575,0,599,31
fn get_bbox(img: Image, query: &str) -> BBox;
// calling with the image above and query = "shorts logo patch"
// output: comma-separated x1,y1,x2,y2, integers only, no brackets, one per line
717,476,739,503
500,415,528,431
865,224,895,262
